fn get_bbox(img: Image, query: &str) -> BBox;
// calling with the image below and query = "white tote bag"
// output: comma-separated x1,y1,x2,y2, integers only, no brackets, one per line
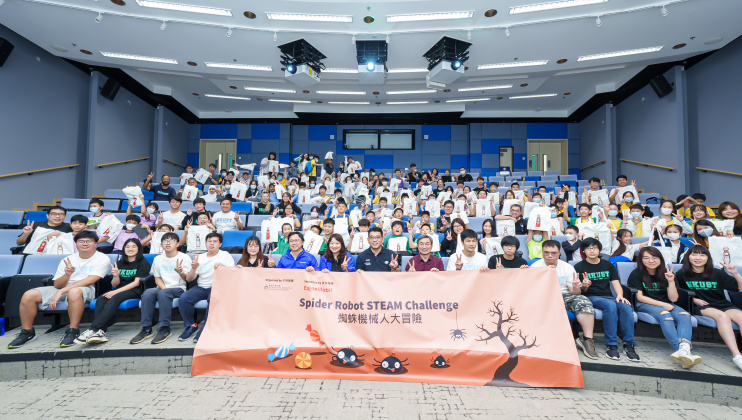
437,191,451,204
379,192,392,205
425,199,441,216
297,190,312,204
261,219,279,243
420,185,433,200
496,219,516,237
580,222,612,252
274,183,286,199
343,182,354,198
548,218,562,236
122,186,145,207
387,236,408,253
451,211,469,225
97,214,124,244
501,199,520,216
483,237,504,258
559,191,578,208
710,219,734,235
487,193,501,206
615,186,639,205
403,198,417,216
589,190,610,207
350,232,369,253
475,199,491,218
527,207,552,231
453,200,467,213
709,236,742,267
389,178,401,192
23,227,55,255
350,209,363,227
267,160,279,174
186,225,211,252
523,202,541,219
182,185,199,202
150,232,165,254
230,182,248,202
257,175,270,190
46,233,75,255
513,190,525,204
303,230,324,254
194,168,210,184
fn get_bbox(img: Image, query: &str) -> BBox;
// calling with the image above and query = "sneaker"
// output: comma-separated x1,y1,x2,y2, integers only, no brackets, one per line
7,329,36,349
130,327,154,345
178,324,199,342
152,327,172,344
733,355,742,372
74,329,95,345
576,337,599,360
606,345,620,361
60,328,80,348
624,344,641,362
193,328,202,343
87,330,109,344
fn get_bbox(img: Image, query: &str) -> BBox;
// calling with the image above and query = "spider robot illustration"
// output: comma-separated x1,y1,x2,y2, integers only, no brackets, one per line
329,346,365,367
431,355,451,368
451,309,466,341
373,354,409,374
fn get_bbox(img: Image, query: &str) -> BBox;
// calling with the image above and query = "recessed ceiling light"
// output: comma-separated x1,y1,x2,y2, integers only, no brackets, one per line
484,9,498,17
478,60,549,70
192,93,199,96
672,43,687,49
557,58,568,64
327,101,370,105
446,98,491,103
80,49,93,55
564,92,572,95
387,101,430,105
51,45,68,52
316,90,366,95
100,52,178,64
364,16,375,23
323,68,358,74
577,46,663,61
388,68,428,73
205,94,251,100
520,83,529,87
302,90,310,94
266,13,352,23
135,0,232,17
386,89,436,95
269,99,311,103
458,84,512,92
187,61,197,66
510,0,608,15
704,37,723,45
434,100,440,103
229,86,237,89
111,0,126,5
204,62,272,71
243,11,256,19
509,93,558,99
244,86,296,93
387,11,474,23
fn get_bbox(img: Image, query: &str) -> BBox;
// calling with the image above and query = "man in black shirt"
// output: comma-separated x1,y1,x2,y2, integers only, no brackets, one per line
180,198,213,229
406,163,420,183
456,167,473,183
508,204,528,235
355,227,400,272
574,238,640,362
473,177,488,194
16,206,72,248
488,236,528,269
436,200,455,233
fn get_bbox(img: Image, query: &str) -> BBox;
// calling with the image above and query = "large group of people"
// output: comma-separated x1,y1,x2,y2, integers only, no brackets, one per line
6,153,742,374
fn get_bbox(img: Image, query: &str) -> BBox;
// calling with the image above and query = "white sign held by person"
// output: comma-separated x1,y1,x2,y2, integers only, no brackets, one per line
580,222,612,252
453,200,467,214
303,230,324,254
349,209,363,227
496,219,516,237
350,231,369,253
451,211,469,225
257,176,270,190
23,227,55,255
487,193,501,206
267,160,279,174
501,199,520,216
483,237,504,258
230,182,248,202
403,198,417,216
46,233,75,255
420,185,433,200
475,199,491,218
523,202,541,219
527,207,552,231
437,191,451,204
387,236,407,253
150,232,165,254
122,186,145,208
186,225,211,253
425,199,441,216
97,214,124,244
194,168,211,184
182,185,199,202
389,178,401,192
261,219,279,243
709,236,742,267
297,189,311,204
589,190,610,207
615,186,639,205
559,191,578,208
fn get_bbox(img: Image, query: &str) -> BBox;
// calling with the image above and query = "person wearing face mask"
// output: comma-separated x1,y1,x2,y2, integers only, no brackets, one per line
654,224,688,264
87,198,107,229
603,204,622,232
127,198,158,228
455,167,473,183
246,180,260,202
143,173,177,201
561,225,583,262
526,229,549,259
619,191,636,214
111,215,143,255
692,219,722,248
656,200,693,236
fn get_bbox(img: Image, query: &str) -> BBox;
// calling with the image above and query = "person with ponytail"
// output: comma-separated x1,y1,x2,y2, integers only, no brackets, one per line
610,229,650,260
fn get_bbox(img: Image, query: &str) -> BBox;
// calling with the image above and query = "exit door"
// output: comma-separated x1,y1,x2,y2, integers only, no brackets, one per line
200,140,237,170
527,140,567,174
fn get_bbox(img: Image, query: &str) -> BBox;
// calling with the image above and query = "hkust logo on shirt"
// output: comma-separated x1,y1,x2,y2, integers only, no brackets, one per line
686,281,718,290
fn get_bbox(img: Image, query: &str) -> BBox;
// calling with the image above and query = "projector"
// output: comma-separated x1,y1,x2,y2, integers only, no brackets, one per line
285,64,321,87
357,64,386,85
426,61,465,89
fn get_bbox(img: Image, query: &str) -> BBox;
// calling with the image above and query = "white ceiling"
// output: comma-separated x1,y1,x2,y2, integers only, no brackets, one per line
1,0,740,119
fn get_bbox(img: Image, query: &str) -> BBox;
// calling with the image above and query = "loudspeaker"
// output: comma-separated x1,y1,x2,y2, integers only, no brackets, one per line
649,74,673,99
100,79,121,101
0,37,15,67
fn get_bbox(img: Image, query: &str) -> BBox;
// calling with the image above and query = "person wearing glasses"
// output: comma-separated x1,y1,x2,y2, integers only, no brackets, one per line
276,232,318,270
8,231,111,349
15,206,72,250
355,227,400,272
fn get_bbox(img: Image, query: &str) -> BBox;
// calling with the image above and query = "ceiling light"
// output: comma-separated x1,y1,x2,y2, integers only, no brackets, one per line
244,86,296,93
204,62,272,71
135,0,232,16
458,84,513,92
661,5,668,16
266,13,352,23
446,98,491,103
386,89,436,95
509,93,558,99
316,90,366,95
577,46,663,61
95,13,103,23
387,11,474,23
204,94,251,100
510,0,607,15
387,101,429,105
100,52,178,64
477,60,549,70
160,21,167,30
269,99,311,104
226,28,233,37
273,32,278,42
327,101,370,105
595,16,602,27
388,68,428,73
366,61,376,72
505,27,510,37
323,68,358,74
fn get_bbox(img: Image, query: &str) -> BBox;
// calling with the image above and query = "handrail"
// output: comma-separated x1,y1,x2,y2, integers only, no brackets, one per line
0,164,79,179
580,160,605,171
96,157,150,168
696,167,742,177
620,159,675,171
163,158,186,169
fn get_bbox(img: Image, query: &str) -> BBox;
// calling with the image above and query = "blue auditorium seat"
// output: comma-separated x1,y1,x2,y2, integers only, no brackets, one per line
231,202,253,213
20,255,67,275
24,211,48,224
222,231,255,248
60,198,90,211
105,189,128,199
0,211,24,227
0,255,24,277
0,230,23,255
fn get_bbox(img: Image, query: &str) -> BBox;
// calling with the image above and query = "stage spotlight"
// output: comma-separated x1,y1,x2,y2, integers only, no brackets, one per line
286,64,297,74
366,61,376,72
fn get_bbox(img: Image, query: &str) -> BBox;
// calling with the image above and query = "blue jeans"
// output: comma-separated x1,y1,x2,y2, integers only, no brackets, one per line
636,302,692,351
178,286,211,327
588,295,636,346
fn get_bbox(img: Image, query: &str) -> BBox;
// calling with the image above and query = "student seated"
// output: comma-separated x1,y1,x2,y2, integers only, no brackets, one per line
574,238,640,362
127,197,157,228
561,225,582,262
526,229,549,259
178,177,204,200
530,240,599,360
276,232,319,270
157,197,186,230
692,219,721,248
111,215,142,255
406,234,445,272
130,232,191,345
211,198,244,233
237,236,274,268
356,227,401,272
268,221,295,256
610,229,650,261
143,173,177,201
16,206,72,250
440,218,482,256
8,231,110,349
179,213,217,254
681,193,716,219
180,232,235,342
654,224,688,264
318,234,356,272
383,220,412,255
718,201,742,236
488,235,528,269
446,229,488,271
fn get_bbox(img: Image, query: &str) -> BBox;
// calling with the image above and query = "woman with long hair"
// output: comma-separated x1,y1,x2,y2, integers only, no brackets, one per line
676,245,742,371
629,247,700,368
237,236,272,268
692,219,721,248
318,234,356,272
717,201,742,236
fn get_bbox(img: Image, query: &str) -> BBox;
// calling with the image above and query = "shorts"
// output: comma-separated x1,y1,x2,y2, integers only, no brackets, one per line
34,285,95,310
562,292,594,316
694,305,741,316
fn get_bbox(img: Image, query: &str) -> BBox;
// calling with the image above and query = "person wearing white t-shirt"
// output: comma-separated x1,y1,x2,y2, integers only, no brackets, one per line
530,240,599,360
130,232,192,345
157,197,186,230
212,198,244,233
446,229,488,271
8,231,110,349
179,232,235,343
346,157,362,174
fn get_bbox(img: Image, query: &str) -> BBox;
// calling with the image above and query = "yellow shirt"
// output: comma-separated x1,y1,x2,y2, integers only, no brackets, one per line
683,206,715,219
606,218,621,230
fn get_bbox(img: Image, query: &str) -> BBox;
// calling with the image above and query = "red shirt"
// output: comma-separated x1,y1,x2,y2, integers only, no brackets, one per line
405,254,445,272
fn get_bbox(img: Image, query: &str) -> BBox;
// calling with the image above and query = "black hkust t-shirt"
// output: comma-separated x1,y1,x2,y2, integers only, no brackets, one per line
488,255,528,269
115,258,151,288
574,259,619,297
627,269,671,304
677,268,740,310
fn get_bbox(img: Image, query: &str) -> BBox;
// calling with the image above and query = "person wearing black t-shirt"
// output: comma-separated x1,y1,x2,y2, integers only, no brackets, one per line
236,236,274,268
629,247,700,369
254,192,275,215
676,245,742,371
574,238,640,362
78,238,151,345
488,236,528,269
15,206,72,248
